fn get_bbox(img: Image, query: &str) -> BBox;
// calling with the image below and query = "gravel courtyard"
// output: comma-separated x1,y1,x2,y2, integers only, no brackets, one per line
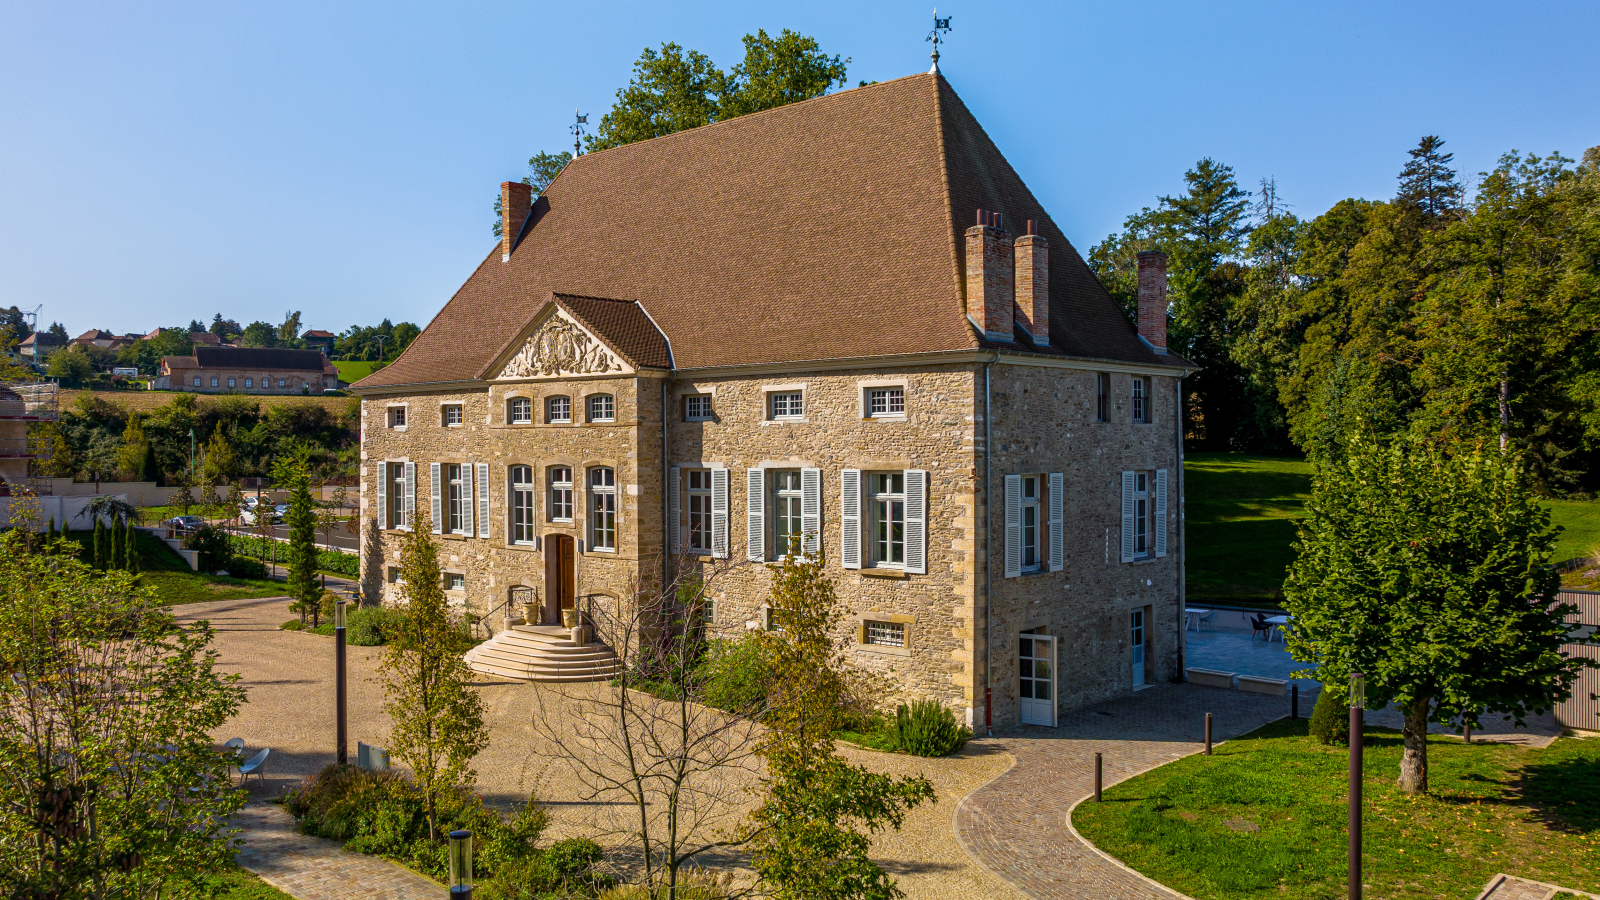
178,595,1024,900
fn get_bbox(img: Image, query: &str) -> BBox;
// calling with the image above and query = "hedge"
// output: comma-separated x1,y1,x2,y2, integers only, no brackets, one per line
229,533,359,577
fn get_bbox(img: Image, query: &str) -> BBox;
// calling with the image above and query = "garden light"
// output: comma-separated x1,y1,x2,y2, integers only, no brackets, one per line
448,830,473,899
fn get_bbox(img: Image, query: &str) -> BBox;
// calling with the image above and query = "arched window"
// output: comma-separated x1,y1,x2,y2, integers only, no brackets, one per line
546,395,572,424
509,465,535,544
587,394,615,422
508,397,532,424
589,467,616,550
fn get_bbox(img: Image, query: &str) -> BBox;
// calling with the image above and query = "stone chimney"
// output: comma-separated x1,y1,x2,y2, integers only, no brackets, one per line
965,210,1014,341
1136,250,1168,354
1014,220,1048,346
501,181,533,262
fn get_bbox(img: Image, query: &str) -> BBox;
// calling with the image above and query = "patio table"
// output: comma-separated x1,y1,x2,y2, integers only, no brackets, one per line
1185,608,1212,631
1264,614,1292,642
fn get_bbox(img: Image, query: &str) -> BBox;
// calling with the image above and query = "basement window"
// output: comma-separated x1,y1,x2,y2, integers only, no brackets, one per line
864,620,906,648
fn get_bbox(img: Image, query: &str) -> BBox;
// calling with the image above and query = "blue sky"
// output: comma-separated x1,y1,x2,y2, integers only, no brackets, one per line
3,1,1597,337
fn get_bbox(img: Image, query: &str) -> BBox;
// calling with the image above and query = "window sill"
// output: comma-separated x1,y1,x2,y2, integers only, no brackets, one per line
863,415,907,421
860,567,907,579
550,518,574,526
590,419,615,424
854,643,912,657
762,418,808,426
1129,556,1161,566
589,547,617,554
389,425,408,433
685,417,713,423
506,542,537,551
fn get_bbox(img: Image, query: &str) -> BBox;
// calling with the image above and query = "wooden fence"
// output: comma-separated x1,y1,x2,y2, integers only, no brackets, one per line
1555,590,1600,732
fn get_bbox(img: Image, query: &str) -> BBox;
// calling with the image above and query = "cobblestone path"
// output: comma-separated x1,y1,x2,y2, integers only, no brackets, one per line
233,802,442,900
954,683,1293,900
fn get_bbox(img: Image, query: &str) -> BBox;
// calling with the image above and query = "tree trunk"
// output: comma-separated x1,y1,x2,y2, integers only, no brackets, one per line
1398,694,1430,795
1499,379,1510,450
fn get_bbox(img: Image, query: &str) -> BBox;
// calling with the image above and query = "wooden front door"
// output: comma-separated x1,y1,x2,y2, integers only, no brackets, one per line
544,534,576,625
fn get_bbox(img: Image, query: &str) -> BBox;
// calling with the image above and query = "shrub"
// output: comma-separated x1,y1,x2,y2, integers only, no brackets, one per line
596,870,731,900
183,524,232,573
226,555,267,579
347,606,396,646
280,619,304,631
284,764,596,891
699,636,773,714
1309,685,1350,746
892,699,969,757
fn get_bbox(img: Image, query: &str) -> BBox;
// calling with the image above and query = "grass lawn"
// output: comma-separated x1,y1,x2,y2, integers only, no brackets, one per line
333,360,385,383
59,529,286,605
1184,452,1600,603
1073,719,1600,899
186,866,295,900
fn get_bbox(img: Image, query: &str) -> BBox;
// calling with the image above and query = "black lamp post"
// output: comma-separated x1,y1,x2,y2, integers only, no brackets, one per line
335,599,348,765
448,829,473,900
1348,672,1366,900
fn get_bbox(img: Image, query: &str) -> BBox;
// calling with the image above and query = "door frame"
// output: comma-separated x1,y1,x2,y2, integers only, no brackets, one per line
1131,605,1151,688
543,533,576,625
1018,632,1058,727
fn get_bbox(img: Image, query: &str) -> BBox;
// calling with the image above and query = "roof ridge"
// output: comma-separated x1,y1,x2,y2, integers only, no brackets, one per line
930,73,970,342
564,72,935,169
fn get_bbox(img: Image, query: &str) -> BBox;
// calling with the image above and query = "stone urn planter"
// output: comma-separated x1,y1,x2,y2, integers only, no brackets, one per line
562,608,580,629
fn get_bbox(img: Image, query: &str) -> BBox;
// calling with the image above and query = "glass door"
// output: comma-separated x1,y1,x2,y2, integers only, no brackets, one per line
1132,609,1146,687
1019,634,1056,726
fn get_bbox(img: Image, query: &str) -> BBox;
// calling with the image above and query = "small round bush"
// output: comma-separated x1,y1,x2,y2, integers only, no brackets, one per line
892,698,970,757
227,555,267,579
280,619,304,631
1309,684,1350,746
699,636,773,714
183,525,232,573
347,606,394,646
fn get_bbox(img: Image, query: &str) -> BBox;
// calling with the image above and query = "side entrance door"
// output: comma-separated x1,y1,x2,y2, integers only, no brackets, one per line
1018,634,1056,726
1132,609,1147,687
543,534,575,625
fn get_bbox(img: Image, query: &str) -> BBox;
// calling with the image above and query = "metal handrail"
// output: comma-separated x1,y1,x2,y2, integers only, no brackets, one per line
474,588,538,640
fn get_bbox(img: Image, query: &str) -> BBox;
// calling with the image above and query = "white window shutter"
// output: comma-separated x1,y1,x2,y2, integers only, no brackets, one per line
461,463,474,537
667,466,680,552
802,468,822,557
710,467,729,559
836,468,857,567
747,468,765,561
1048,471,1065,572
375,462,386,530
1121,471,1136,563
904,469,927,575
1004,474,1022,578
1155,468,1168,558
429,462,443,534
402,461,415,532
477,463,491,538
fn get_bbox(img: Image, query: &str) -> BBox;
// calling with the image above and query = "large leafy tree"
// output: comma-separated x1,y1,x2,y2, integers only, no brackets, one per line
1283,440,1587,794
379,510,487,840
0,531,246,899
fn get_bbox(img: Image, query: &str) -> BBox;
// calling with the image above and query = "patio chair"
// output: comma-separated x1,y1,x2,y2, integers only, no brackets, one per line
222,738,245,774
1197,610,1217,632
237,748,270,787
1249,615,1272,641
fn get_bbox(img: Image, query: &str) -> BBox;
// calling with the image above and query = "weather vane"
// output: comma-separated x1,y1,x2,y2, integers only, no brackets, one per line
927,8,952,72
571,110,588,156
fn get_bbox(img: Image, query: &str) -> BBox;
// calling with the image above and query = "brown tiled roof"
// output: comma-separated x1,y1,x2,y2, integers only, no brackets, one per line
191,332,222,344
194,346,329,371
555,294,672,370
302,329,337,339
358,73,1184,391
161,355,197,371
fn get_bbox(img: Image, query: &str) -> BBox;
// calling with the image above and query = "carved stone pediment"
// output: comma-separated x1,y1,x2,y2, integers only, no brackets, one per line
494,308,627,380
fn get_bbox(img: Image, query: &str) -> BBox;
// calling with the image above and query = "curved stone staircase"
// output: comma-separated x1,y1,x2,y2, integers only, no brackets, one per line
464,624,621,683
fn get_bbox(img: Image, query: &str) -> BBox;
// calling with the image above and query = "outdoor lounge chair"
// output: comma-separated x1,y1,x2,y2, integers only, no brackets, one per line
1250,615,1272,641
222,738,245,774
1197,609,1217,632
237,748,269,787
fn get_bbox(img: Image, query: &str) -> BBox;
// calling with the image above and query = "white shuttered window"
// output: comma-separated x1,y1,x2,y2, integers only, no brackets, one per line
667,466,680,552
477,463,491,538
746,468,765,561
1003,474,1022,578
710,467,729,559
1155,469,1168,558
375,462,386,530
402,462,415,532
800,468,821,556
1048,472,1065,572
461,464,475,537
1120,471,1137,562
839,469,860,568
430,463,443,535
903,469,927,575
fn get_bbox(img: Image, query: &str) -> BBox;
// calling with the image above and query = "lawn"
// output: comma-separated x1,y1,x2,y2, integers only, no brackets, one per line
1073,719,1600,899
59,529,286,605
1184,452,1600,604
186,866,295,900
333,360,385,383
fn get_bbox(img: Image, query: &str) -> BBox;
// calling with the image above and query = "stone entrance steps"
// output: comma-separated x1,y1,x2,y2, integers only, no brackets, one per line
464,624,621,683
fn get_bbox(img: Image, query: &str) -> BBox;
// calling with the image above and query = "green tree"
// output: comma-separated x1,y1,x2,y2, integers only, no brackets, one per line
46,347,95,387
199,427,237,485
378,513,487,840
209,314,241,341
277,310,303,346
238,321,279,348
274,450,321,624
115,415,151,481
745,552,934,900
91,515,105,569
1283,440,1589,794
1396,135,1465,222
0,532,246,899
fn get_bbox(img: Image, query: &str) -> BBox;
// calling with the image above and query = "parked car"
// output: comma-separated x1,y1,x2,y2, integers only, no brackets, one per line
240,504,285,526
163,515,205,534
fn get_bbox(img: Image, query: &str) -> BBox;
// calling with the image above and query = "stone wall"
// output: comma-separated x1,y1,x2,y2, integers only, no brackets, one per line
157,368,332,394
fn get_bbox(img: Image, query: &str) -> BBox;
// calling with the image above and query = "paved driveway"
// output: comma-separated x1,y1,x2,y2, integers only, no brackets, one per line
955,683,1294,900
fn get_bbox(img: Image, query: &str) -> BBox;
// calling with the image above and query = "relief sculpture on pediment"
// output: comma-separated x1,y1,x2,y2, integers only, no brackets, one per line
498,312,623,379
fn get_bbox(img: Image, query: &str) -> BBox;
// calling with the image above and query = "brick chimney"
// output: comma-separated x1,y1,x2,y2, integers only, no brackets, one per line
1136,250,1168,354
965,210,1014,341
1014,220,1048,346
501,181,533,262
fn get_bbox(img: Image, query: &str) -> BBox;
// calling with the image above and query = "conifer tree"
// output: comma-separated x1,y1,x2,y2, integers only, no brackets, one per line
1396,135,1464,222
125,516,140,574
91,516,105,569
108,516,122,570
273,450,321,625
